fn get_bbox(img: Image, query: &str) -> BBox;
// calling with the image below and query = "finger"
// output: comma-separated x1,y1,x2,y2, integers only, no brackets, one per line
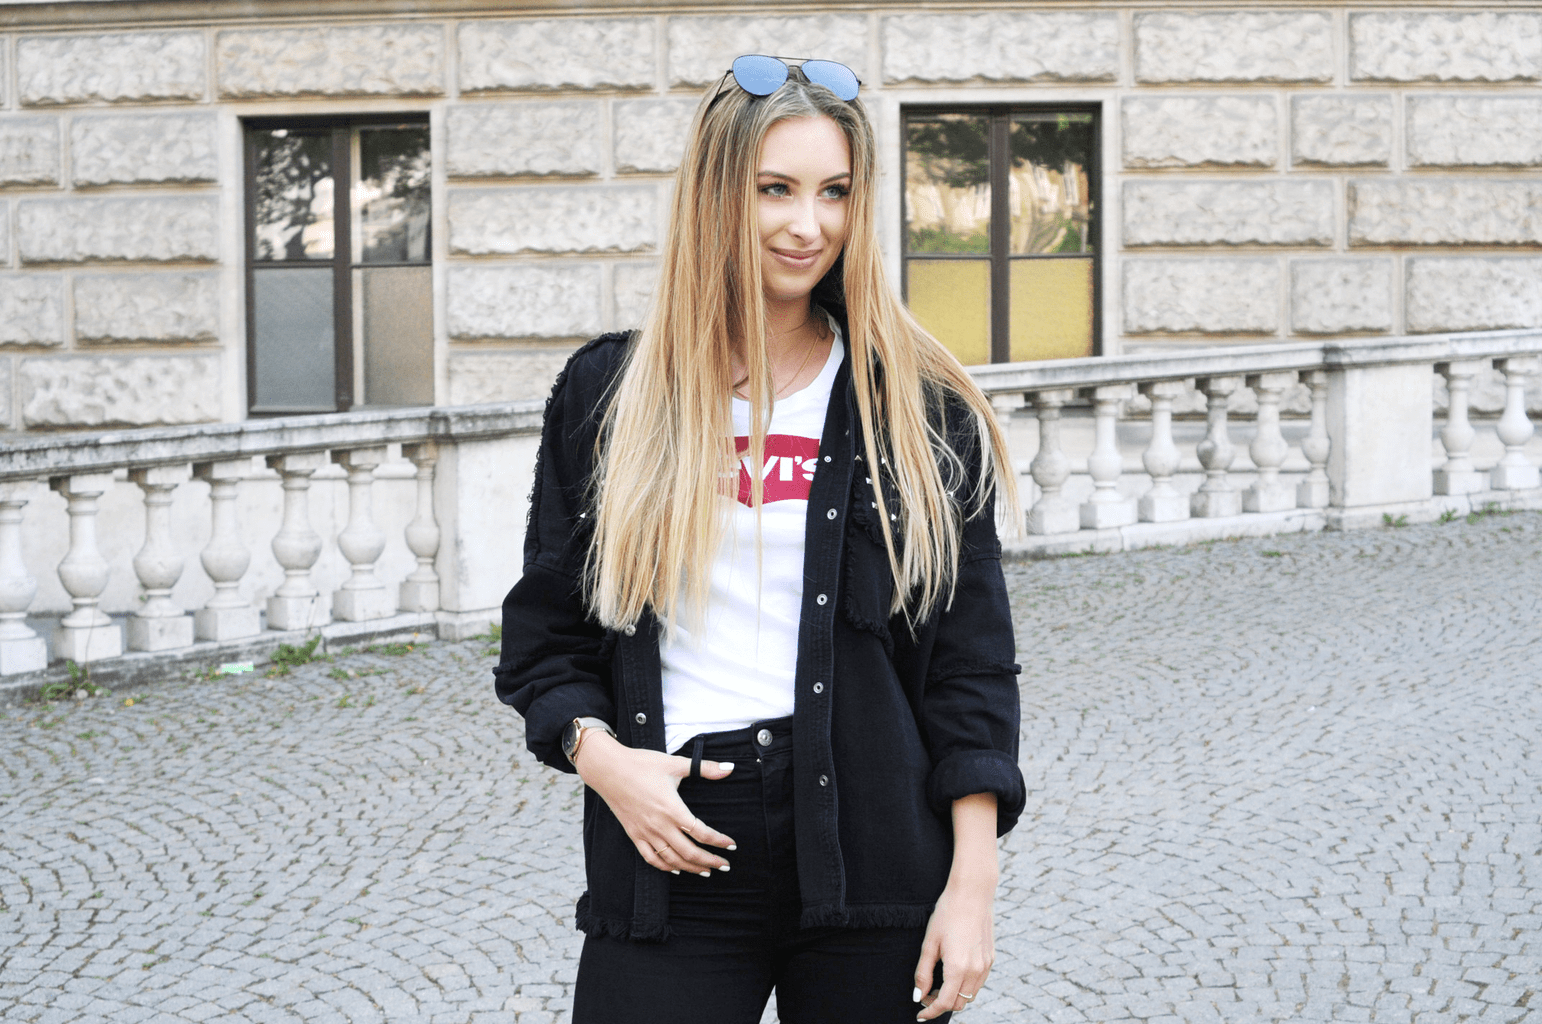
679,816,737,853
657,832,729,875
911,941,939,1012
920,967,962,1021
632,837,681,876
698,759,736,780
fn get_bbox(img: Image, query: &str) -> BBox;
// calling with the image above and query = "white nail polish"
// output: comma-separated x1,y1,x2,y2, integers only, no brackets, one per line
699,870,711,877
727,844,738,851
719,762,734,772
671,870,680,875
912,988,922,1003
717,864,730,872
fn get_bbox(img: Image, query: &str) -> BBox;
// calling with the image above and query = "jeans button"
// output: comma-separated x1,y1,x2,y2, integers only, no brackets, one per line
756,728,773,747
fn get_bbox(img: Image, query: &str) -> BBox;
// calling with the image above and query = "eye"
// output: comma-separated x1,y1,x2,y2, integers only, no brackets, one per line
820,183,850,200
759,182,790,198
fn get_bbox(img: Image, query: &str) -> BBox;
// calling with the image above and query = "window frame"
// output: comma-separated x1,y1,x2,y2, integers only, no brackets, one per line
900,102,1102,363
241,112,432,417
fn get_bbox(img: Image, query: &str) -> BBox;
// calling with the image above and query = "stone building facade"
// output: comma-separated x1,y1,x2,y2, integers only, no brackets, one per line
1,0,1540,431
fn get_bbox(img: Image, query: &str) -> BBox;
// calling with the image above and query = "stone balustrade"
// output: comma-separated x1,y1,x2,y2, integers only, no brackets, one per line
4,326,1542,684
969,328,1542,556
0,404,542,682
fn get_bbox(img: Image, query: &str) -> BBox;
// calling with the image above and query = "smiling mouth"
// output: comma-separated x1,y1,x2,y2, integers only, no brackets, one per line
771,248,822,267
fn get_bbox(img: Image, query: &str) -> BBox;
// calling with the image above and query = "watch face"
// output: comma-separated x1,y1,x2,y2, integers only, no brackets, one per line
562,721,580,759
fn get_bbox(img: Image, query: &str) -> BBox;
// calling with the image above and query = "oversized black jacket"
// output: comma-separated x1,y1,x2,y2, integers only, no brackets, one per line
494,314,1026,941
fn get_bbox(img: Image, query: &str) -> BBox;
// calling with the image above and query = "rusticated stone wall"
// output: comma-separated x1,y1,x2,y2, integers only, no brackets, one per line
0,3,1539,427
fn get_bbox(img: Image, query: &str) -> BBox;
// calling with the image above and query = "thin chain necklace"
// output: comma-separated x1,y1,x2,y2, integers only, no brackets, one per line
733,314,824,399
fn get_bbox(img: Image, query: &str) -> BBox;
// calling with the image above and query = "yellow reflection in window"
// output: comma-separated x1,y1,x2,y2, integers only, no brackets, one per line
907,260,990,366
1010,258,1094,362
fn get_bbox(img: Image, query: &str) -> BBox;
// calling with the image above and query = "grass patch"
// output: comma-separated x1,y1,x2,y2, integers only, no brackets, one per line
1381,513,1409,528
267,636,327,678
476,622,502,657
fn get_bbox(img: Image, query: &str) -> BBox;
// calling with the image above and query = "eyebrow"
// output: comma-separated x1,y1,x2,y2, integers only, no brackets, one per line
756,170,853,185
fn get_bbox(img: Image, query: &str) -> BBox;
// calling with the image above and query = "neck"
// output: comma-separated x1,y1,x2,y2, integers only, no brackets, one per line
762,296,815,362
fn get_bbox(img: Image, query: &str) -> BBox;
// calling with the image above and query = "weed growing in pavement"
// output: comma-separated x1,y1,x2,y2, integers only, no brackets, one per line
1438,508,1460,524
476,622,502,657
38,661,106,702
367,640,419,657
1465,501,1519,525
267,636,327,677
1261,550,1285,558
1382,513,1410,528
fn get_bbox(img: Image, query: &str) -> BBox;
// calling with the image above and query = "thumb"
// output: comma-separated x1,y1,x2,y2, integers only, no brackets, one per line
700,759,736,780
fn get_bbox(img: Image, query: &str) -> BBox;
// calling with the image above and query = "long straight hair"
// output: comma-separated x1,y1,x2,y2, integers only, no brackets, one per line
586,69,1019,633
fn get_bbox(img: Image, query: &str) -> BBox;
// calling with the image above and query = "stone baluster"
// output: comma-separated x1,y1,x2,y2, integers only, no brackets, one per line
1137,380,1190,523
1296,370,1331,509
193,459,261,641
399,442,441,613
51,472,122,662
1433,360,1488,496
1079,385,1137,529
1490,357,1541,491
1190,376,1243,519
1026,389,1079,535
0,481,48,674
1244,372,1298,514
332,447,393,621
126,466,194,652
266,452,330,631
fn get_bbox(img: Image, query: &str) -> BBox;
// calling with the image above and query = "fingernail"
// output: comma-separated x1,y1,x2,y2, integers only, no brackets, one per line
727,844,738,851
671,870,680,875
719,762,734,772
717,864,730,872
699,871,711,877
912,988,922,1004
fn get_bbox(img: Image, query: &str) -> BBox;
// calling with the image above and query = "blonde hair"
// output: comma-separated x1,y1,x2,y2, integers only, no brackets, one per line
587,69,1019,632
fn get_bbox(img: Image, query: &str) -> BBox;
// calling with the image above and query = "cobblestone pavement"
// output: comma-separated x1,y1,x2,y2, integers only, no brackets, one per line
3,512,1540,1024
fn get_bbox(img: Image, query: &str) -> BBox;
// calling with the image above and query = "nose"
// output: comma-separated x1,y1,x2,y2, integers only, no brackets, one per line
787,195,820,243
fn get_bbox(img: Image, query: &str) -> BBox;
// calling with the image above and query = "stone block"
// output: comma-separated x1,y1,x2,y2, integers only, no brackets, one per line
217,25,445,98
71,113,218,186
1135,12,1333,83
195,605,261,643
1349,180,1542,247
20,354,220,428
1123,259,1280,335
126,615,194,653
17,197,219,264
446,102,602,178
1407,96,1542,168
1122,96,1276,169
457,18,655,93
447,265,602,340
614,98,698,174
1406,258,1542,334
18,32,206,105
669,16,868,88
0,206,7,264
73,273,219,344
0,275,65,347
883,12,1118,84
613,262,659,329
55,621,123,663
1123,181,1334,248
0,360,12,427
0,118,60,186
449,185,656,255
1351,13,1542,82
1292,95,1393,167
448,348,580,404
1290,260,1394,335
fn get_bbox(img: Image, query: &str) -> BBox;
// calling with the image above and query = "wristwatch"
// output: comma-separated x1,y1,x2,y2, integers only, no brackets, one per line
562,716,616,765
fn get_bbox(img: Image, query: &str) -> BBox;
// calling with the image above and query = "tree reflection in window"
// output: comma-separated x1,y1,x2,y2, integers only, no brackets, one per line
253,131,333,262
906,115,990,254
1009,115,1094,256
357,126,431,264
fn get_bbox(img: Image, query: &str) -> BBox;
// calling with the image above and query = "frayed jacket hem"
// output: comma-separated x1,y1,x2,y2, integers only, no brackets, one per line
800,902,935,931
575,895,671,943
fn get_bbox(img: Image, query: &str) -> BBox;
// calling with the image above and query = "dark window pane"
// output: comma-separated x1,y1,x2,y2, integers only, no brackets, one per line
1009,114,1094,256
905,115,990,254
361,265,433,406
357,125,432,264
253,130,333,262
252,266,335,411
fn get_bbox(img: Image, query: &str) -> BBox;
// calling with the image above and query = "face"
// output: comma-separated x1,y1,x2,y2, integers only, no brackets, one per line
755,115,852,309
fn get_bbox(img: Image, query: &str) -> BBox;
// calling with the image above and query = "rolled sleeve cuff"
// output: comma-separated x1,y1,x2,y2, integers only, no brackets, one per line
926,749,1026,837
522,688,616,774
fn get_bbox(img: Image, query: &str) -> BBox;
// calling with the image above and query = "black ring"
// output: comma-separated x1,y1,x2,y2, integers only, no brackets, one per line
689,736,705,780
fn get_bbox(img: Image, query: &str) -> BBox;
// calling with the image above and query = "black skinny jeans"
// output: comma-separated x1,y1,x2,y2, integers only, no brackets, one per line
573,717,948,1024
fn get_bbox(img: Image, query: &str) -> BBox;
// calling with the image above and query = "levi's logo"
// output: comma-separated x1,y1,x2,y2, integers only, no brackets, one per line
734,434,820,505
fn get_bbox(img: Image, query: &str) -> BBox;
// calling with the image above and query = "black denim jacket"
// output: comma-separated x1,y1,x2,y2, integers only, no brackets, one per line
494,312,1025,941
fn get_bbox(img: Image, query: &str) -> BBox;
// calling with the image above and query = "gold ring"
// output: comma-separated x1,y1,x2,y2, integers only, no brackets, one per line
654,846,669,854
961,993,976,1001
681,824,694,835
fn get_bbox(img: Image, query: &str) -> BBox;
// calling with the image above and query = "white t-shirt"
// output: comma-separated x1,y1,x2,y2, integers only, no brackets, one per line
660,328,845,755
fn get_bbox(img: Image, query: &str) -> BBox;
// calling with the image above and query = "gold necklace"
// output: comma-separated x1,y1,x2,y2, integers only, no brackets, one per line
733,315,824,398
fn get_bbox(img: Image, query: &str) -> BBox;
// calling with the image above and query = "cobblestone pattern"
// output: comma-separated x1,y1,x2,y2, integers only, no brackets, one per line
3,517,1540,1023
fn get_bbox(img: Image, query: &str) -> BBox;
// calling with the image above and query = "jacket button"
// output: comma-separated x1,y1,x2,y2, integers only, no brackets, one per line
813,682,824,694
826,508,837,520
823,455,831,462
819,775,829,787
634,712,647,725
623,624,636,637
815,594,827,606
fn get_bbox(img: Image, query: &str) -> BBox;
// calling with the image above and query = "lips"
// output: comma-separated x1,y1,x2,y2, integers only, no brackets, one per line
771,247,822,269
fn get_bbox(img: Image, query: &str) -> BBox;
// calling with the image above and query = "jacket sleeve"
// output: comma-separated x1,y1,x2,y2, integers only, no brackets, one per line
920,407,1026,837
493,340,622,773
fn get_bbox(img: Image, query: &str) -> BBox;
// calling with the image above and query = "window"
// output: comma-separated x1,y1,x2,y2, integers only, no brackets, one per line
244,116,433,414
903,107,1099,365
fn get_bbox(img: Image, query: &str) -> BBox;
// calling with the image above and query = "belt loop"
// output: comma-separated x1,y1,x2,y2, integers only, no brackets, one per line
689,736,705,779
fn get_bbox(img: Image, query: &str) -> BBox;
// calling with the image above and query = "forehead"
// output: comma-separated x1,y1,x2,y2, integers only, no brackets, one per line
758,116,851,171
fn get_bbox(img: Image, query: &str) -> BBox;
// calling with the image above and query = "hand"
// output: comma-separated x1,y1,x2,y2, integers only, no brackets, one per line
573,732,737,876
913,876,995,1019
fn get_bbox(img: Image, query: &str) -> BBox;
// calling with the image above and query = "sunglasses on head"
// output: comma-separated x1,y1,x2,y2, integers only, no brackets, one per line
725,54,861,103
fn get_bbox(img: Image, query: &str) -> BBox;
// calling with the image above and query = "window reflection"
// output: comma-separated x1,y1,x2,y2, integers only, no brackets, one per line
905,115,990,254
253,131,334,262
1009,115,1094,256
356,126,431,264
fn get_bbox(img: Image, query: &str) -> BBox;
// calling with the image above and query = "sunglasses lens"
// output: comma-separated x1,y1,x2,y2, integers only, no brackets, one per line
801,60,860,102
731,54,789,96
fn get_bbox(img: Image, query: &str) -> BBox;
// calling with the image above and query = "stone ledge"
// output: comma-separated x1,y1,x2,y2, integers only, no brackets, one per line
1003,508,1328,560
1135,12,1334,84
883,12,1118,85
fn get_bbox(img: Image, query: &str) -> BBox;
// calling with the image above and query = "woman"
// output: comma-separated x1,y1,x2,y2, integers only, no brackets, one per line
495,55,1025,1024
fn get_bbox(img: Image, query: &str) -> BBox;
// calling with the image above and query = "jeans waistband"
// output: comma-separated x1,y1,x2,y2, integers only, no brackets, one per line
677,715,794,761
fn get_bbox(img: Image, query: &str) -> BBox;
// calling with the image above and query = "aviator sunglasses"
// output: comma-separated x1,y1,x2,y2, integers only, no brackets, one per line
724,54,861,103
